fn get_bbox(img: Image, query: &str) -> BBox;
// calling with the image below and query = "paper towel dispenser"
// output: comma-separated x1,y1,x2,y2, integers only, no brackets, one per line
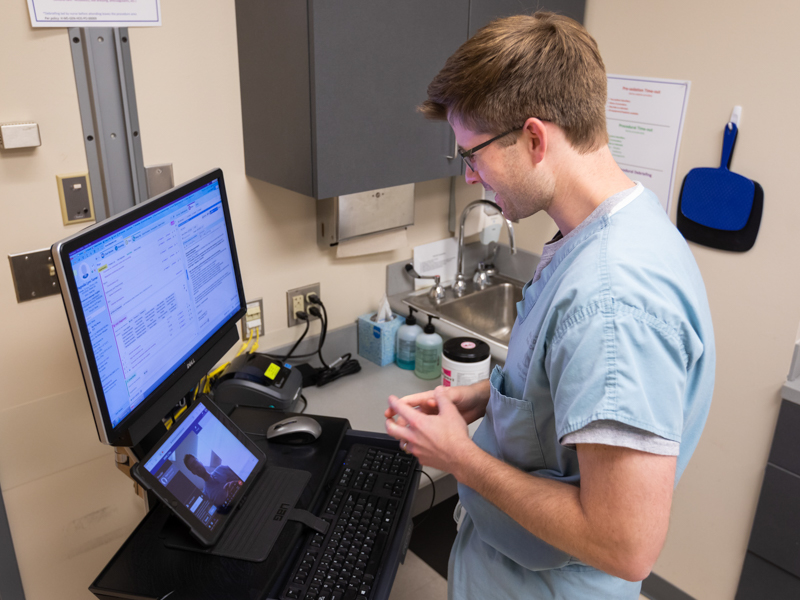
317,184,414,247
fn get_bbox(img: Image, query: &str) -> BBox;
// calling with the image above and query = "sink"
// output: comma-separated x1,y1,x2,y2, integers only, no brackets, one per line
437,283,521,344
400,274,525,352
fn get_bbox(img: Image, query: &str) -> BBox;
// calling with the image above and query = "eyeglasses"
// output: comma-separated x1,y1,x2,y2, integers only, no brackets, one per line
458,127,523,172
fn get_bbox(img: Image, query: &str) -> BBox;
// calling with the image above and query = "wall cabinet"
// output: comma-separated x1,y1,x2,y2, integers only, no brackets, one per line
235,1,585,199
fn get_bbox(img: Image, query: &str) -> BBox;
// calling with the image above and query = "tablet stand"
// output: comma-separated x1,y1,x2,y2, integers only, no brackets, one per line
160,466,321,562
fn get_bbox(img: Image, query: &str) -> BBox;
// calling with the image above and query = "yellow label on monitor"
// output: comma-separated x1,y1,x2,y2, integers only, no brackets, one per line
265,363,281,380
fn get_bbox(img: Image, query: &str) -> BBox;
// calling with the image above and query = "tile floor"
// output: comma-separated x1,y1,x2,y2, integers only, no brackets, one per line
388,552,649,599
388,551,448,600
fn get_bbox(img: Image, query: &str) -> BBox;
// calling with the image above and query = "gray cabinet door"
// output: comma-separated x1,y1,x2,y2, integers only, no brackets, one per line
236,1,586,200
310,1,467,199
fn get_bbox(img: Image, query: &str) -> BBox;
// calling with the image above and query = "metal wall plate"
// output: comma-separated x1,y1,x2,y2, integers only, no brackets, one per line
146,163,174,199
8,249,61,302
241,298,265,340
57,172,95,224
286,283,321,327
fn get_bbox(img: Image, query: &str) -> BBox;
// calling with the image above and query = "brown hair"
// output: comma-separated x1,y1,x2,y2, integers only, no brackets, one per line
420,12,608,153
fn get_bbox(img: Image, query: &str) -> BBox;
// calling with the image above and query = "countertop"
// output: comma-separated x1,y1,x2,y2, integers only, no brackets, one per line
276,324,466,513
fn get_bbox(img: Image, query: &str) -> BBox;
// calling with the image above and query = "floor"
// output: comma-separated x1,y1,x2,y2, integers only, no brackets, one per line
388,551,448,600
388,551,650,600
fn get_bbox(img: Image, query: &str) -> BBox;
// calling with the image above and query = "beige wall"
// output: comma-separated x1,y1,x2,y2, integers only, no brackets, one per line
0,2,455,599
584,2,800,599
0,1,796,599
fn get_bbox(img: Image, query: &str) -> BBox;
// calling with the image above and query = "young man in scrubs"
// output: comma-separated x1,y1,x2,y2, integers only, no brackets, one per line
385,13,715,599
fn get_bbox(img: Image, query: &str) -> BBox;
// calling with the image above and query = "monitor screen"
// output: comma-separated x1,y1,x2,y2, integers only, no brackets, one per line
53,169,247,447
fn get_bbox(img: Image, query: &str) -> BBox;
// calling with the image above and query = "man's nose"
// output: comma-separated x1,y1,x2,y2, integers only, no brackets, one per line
465,165,481,185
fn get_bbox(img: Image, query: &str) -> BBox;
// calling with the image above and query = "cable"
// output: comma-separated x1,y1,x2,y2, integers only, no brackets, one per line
307,294,330,368
307,305,328,369
249,327,260,353
236,328,254,357
315,352,361,387
412,469,436,529
284,311,310,361
242,394,309,439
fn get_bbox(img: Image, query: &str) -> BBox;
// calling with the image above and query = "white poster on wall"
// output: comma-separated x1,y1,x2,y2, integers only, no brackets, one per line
606,75,690,213
26,0,161,28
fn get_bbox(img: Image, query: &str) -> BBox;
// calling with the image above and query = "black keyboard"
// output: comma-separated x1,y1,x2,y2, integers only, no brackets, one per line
279,444,416,600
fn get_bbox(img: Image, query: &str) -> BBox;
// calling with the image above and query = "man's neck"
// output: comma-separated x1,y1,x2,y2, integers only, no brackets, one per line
546,145,635,236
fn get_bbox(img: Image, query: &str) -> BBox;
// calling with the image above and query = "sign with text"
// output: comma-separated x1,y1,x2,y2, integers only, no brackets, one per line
27,0,161,27
606,75,690,213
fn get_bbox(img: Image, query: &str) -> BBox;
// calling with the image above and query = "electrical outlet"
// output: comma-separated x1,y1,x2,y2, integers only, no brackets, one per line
241,298,264,339
286,283,321,327
292,294,304,317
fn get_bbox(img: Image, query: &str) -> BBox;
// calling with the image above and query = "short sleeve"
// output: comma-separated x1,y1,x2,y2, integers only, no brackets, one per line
545,302,688,444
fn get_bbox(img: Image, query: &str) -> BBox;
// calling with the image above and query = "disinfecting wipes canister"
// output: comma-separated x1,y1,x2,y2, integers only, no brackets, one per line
442,337,491,387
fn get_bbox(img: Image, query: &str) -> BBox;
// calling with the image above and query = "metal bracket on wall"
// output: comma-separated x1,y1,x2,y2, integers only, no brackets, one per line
68,27,147,220
145,163,174,199
8,249,61,303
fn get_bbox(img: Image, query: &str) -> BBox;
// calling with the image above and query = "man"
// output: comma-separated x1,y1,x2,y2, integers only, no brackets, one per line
385,12,714,599
183,453,242,507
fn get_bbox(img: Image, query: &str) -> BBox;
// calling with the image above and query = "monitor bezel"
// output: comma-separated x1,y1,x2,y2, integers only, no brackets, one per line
52,168,247,448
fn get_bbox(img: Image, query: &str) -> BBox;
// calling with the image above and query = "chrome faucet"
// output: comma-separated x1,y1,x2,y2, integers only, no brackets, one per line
453,200,517,297
404,263,447,304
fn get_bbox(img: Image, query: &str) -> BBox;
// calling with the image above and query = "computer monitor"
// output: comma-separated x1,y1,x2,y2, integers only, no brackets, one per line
52,169,247,447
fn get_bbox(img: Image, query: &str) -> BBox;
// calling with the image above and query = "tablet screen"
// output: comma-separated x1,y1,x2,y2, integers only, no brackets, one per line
142,401,261,534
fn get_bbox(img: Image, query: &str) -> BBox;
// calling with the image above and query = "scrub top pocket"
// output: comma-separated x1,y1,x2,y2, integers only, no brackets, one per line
456,365,574,571
487,366,548,472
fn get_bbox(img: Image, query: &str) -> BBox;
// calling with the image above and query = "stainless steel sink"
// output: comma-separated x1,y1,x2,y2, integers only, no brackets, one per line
402,274,524,347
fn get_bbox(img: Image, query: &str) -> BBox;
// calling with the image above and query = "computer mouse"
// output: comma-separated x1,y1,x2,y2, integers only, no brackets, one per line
266,416,322,445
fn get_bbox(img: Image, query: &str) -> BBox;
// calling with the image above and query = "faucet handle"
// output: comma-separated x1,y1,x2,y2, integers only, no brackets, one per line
405,263,446,304
404,263,423,279
405,263,440,284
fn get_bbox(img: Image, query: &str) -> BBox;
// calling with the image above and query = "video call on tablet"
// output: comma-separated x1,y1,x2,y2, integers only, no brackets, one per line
134,397,266,545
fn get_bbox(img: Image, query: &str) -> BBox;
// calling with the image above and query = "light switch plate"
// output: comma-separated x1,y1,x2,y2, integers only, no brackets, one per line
57,173,94,225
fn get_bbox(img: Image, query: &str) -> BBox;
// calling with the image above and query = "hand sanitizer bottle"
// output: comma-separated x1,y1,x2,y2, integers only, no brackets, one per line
396,308,423,370
414,315,443,380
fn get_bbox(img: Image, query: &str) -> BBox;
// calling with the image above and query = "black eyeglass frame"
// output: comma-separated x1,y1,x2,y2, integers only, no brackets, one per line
458,126,523,172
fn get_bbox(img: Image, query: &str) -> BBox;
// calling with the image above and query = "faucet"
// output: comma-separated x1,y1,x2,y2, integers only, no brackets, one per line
453,200,517,297
404,263,447,304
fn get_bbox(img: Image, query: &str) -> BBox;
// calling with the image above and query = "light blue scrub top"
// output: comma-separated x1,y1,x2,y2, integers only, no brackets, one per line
449,186,715,599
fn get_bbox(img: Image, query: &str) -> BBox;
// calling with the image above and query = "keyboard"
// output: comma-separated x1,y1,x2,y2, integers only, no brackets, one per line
279,444,417,600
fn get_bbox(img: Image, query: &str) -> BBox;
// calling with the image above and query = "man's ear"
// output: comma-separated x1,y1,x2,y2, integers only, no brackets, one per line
521,117,548,165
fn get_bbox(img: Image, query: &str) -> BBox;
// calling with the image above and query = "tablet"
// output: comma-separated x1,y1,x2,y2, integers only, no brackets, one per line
131,396,266,546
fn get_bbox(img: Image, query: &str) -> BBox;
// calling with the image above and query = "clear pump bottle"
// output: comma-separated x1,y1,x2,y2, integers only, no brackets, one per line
396,308,423,370
414,315,443,380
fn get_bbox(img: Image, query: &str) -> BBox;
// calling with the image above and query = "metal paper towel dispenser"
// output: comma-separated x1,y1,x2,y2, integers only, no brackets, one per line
316,183,415,247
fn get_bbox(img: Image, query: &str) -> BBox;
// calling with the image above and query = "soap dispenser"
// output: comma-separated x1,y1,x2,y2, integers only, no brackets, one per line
396,308,423,370
415,315,443,380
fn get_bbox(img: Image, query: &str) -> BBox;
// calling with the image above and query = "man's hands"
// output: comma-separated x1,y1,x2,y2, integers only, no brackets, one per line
385,392,471,473
384,380,491,426
383,381,490,473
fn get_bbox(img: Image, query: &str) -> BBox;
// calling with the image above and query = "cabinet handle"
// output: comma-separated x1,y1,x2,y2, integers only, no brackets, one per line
446,136,458,160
